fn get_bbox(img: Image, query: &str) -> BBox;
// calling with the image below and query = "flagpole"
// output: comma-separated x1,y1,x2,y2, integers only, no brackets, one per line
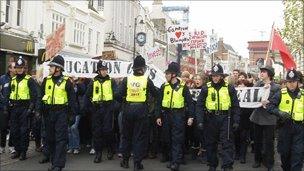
265,22,275,65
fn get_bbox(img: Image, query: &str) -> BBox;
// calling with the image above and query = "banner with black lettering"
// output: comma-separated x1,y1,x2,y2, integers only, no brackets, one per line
189,87,266,108
40,56,166,88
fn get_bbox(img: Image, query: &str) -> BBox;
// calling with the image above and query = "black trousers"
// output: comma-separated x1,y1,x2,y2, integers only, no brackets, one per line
121,103,149,164
253,123,275,168
45,108,68,168
278,121,304,171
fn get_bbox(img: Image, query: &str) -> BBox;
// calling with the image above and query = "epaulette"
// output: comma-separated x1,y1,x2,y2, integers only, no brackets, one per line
281,88,287,94
207,82,212,88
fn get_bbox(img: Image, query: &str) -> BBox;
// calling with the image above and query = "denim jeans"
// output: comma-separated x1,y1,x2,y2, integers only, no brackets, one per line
68,115,80,150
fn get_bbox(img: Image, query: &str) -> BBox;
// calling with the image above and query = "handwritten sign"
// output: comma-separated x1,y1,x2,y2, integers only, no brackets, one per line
183,30,207,50
167,25,190,45
147,46,162,61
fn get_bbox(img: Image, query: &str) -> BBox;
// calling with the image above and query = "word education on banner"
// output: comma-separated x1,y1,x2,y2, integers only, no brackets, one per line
42,56,166,88
167,25,190,45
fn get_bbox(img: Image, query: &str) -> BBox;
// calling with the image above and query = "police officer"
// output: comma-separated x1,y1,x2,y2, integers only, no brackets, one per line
266,69,304,171
117,55,159,171
85,60,116,163
5,56,39,160
156,62,194,171
41,55,78,171
196,64,240,171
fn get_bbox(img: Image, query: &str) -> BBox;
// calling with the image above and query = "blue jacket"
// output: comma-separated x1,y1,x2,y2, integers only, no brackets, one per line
0,73,12,109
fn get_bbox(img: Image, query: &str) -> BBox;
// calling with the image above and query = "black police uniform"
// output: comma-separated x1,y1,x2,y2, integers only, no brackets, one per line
116,55,159,170
85,60,117,163
158,62,194,171
41,55,78,171
5,57,39,160
196,64,240,171
266,70,304,171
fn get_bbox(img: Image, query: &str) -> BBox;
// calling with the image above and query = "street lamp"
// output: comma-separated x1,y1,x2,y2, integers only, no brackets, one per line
133,15,145,59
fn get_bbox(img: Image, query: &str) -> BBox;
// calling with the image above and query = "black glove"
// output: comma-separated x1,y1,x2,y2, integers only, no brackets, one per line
278,111,290,121
35,111,41,121
26,108,33,117
197,122,204,131
3,109,9,119
233,123,239,131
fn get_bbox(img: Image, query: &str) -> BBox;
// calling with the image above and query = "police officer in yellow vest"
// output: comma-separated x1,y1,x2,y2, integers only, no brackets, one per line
117,55,159,171
85,60,116,163
6,56,39,160
41,55,78,171
266,69,304,171
156,62,194,171
196,64,240,171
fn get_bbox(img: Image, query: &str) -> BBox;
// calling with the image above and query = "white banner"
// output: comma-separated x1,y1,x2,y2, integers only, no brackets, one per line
41,57,166,88
167,25,190,45
189,87,267,108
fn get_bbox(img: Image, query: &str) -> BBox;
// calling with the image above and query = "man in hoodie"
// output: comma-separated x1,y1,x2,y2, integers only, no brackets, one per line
117,55,159,171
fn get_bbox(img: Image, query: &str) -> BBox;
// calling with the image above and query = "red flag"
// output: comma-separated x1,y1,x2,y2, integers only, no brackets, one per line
270,29,296,69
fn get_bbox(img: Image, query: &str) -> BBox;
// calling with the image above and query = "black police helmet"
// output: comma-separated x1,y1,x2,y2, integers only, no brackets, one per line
48,55,64,70
15,56,26,68
260,65,274,77
211,64,224,75
286,69,300,82
165,62,180,74
97,60,108,71
132,55,146,70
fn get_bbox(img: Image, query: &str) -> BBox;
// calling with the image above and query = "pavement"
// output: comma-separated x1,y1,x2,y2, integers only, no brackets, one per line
0,141,283,171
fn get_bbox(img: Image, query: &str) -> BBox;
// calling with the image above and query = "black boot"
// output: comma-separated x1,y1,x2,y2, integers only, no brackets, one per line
11,152,20,159
107,148,114,160
160,153,169,162
39,155,50,164
120,158,129,168
134,162,144,171
171,163,179,171
252,162,261,168
94,152,102,163
223,167,233,171
52,167,62,171
19,152,27,160
240,157,246,164
208,166,216,171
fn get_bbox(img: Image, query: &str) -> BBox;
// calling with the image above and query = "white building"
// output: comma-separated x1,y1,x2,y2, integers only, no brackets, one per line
41,0,106,59
102,0,155,62
0,0,106,75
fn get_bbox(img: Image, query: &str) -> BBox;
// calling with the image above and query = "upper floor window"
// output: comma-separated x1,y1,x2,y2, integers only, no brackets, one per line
52,12,65,33
73,21,85,46
16,0,22,26
5,0,11,23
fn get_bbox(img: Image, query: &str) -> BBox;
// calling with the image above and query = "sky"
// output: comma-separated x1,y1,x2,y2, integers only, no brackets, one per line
142,0,285,58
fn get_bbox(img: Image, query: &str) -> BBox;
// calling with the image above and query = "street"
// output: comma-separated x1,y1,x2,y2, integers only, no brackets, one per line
1,143,282,171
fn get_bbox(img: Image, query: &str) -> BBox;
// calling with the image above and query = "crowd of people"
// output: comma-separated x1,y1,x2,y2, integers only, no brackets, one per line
0,55,303,171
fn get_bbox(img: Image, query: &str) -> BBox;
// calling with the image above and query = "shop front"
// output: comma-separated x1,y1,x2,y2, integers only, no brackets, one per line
0,32,36,75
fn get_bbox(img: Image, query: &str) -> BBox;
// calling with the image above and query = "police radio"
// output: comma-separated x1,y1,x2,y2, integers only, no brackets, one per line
211,92,216,101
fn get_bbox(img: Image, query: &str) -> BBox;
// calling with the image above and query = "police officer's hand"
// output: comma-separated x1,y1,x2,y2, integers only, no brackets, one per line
35,111,41,121
26,108,33,117
233,123,239,131
156,118,162,126
187,118,194,126
278,111,290,121
197,122,204,131
3,109,9,119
